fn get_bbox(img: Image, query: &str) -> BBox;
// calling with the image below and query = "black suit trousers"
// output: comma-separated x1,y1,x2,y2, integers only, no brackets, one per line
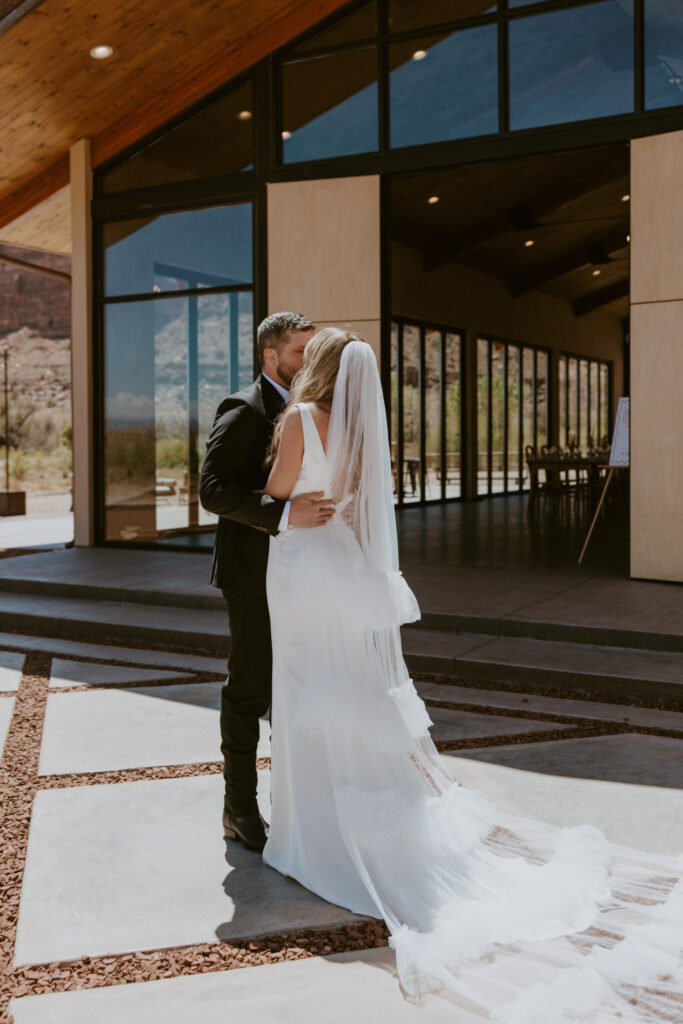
220,587,272,817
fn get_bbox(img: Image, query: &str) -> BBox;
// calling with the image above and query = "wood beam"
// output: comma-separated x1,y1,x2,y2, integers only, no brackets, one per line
573,278,629,317
510,228,628,297
0,156,69,232
423,153,628,272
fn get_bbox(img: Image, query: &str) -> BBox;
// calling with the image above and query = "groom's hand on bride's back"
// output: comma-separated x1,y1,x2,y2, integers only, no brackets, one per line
288,491,336,528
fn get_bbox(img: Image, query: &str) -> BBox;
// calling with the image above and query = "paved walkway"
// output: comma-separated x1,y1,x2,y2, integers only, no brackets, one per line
0,490,73,549
2,629,683,1022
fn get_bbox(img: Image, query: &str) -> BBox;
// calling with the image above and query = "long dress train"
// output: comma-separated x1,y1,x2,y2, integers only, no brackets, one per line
263,396,683,1024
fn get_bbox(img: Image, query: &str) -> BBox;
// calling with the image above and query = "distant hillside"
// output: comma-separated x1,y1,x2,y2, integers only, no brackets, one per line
0,326,71,415
0,244,70,339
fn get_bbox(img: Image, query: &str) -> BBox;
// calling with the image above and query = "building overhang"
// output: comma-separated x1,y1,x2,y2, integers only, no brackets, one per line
0,0,352,254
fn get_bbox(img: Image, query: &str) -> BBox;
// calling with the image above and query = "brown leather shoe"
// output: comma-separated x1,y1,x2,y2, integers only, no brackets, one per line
223,809,268,853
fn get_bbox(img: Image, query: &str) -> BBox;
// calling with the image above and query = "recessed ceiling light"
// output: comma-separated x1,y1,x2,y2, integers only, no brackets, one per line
90,45,113,59
524,239,535,247
237,110,252,121
621,193,630,202
412,50,427,60
626,234,630,242
592,268,602,276
427,195,440,204
281,130,291,140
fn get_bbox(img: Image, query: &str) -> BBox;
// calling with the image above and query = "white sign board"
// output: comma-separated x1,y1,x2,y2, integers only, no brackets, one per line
609,397,630,467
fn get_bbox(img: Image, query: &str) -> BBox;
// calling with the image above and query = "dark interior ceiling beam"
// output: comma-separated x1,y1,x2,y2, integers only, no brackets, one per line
510,228,628,297
422,154,628,273
573,279,629,317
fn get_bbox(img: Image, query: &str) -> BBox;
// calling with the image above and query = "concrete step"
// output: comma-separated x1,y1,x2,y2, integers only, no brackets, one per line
403,628,683,702
1,591,682,702
0,592,230,655
1,555,682,654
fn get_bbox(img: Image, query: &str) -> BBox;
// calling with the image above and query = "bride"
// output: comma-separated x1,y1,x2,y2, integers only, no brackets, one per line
260,327,683,1022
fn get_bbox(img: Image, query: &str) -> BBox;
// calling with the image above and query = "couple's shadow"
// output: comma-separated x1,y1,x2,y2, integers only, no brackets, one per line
215,841,484,1018
215,836,363,947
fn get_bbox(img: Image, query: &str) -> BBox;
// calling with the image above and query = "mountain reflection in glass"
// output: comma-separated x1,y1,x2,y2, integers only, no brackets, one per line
104,204,252,299
509,1,634,130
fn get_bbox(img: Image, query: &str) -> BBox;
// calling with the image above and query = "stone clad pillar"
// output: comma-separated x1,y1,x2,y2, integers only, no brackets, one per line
630,129,683,582
70,139,94,546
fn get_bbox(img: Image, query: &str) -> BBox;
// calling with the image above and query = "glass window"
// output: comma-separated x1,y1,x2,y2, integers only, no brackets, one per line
559,354,567,448
599,363,610,440
536,350,549,450
391,320,462,504
560,353,611,451
401,323,421,503
477,338,489,496
294,1,377,52
645,0,683,110
425,329,442,500
101,80,254,193
104,204,252,298
507,346,520,491
103,290,254,543
281,48,378,162
444,332,461,499
491,341,505,494
390,24,498,148
509,1,634,131
389,0,496,34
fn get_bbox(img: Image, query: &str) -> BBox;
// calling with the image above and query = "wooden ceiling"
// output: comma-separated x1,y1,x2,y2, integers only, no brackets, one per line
0,0,351,251
391,145,631,318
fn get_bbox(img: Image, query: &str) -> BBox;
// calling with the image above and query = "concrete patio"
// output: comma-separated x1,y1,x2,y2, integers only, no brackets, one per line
2,619,682,1021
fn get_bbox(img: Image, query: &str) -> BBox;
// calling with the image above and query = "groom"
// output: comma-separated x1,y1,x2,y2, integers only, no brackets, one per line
199,312,334,853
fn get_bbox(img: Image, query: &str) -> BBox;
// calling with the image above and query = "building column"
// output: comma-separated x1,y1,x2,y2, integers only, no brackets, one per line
630,129,683,582
69,139,94,546
267,175,381,361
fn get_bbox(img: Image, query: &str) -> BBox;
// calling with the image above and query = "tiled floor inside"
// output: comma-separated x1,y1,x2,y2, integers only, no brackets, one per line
2,632,682,1023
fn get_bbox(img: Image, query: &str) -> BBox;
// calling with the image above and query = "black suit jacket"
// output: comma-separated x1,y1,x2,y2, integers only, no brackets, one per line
199,375,286,595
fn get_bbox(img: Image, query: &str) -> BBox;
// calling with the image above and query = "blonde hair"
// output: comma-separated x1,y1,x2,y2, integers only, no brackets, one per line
267,326,363,464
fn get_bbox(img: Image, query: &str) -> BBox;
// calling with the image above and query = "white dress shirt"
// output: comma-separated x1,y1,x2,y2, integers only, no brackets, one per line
262,373,291,532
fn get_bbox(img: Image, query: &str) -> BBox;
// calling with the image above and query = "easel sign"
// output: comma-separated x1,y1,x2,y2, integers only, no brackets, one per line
578,398,629,564
609,397,630,468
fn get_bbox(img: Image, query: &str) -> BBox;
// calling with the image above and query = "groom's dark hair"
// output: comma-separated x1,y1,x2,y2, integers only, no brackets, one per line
257,312,315,362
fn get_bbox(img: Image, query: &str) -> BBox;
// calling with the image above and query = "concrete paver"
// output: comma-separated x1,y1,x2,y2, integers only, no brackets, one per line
427,705,571,743
9,946,484,1024
37,684,266,770
0,513,73,548
0,649,25,691
444,754,683,855
50,658,191,688
456,732,683,789
0,695,15,758
38,684,268,774
15,772,361,967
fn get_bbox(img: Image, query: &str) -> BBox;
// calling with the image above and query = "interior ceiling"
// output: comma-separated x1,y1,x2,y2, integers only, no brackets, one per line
391,145,631,319
0,0,352,249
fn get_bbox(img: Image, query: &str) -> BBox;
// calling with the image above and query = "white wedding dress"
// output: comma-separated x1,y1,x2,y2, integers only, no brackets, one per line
263,345,683,1023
